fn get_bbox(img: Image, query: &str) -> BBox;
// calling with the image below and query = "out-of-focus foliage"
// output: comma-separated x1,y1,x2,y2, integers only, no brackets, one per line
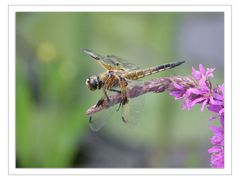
16,12,224,168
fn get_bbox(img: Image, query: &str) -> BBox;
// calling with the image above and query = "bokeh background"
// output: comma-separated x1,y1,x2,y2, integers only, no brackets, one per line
16,12,224,168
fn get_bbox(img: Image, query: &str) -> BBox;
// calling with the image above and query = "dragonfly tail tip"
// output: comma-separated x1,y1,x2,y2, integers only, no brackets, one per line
175,60,186,67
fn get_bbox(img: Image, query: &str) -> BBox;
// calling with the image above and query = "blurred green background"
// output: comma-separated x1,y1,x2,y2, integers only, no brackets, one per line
16,12,224,168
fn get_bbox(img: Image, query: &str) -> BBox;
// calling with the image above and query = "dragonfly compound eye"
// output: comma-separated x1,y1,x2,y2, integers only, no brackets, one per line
86,76,98,91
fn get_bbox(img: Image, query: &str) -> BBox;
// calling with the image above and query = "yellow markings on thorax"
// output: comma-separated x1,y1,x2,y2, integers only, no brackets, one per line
99,72,119,89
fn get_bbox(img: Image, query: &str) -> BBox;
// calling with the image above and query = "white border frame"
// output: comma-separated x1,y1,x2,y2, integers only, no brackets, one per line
8,5,232,175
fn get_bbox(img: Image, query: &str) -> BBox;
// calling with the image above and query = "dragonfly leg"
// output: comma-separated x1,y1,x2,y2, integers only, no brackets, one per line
95,98,104,107
95,87,110,107
109,88,121,93
116,76,129,108
116,96,128,112
116,103,121,112
103,89,110,102
122,96,128,105
116,79,128,112
101,74,116,103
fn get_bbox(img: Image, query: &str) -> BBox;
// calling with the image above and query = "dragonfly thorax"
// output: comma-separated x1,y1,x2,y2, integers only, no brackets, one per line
86,75,103,91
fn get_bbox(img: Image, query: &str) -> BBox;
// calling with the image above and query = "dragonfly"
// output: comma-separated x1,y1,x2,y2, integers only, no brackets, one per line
83,49,185,131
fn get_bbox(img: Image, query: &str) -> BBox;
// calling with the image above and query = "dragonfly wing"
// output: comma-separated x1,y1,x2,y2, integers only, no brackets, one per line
82,48,103,60
88,106,114,131
121,95,145,128
121,81,145,127
82,49,140,71
82,49,113,70
105,55,140,71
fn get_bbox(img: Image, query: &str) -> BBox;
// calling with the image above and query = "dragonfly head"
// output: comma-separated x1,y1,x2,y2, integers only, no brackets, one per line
86,75,101,91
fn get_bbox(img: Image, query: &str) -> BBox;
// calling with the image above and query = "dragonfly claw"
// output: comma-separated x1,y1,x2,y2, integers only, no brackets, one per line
122,96,128,105
96,98,104,107
116,96,128,112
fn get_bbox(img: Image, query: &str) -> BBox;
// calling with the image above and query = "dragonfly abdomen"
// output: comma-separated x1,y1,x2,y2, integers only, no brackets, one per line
124,70,145,80
144,61,185,75
125,61,185,80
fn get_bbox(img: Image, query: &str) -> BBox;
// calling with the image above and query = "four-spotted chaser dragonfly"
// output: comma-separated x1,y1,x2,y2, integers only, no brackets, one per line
83,49,185,131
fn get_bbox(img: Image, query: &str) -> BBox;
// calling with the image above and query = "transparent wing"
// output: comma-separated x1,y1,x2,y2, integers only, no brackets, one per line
104,55,140,71
88,106,114,131
82,48,140,71
121,80,145,127
82,48,104,61
87,90,120,131
82,48,112,70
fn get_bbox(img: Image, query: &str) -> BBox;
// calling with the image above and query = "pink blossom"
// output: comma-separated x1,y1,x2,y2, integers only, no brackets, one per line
169,64,224,168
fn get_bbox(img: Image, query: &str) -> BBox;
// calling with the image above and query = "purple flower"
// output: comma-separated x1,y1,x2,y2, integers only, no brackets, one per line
208,125,224,168
169,82,187,100
179,64,215,111
192,64,214,80
169,64,224,168
192,64,215,88
208,147,224,168
209,125,224,146
183,86,211,111
208,85,224,119
207,84,224,168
